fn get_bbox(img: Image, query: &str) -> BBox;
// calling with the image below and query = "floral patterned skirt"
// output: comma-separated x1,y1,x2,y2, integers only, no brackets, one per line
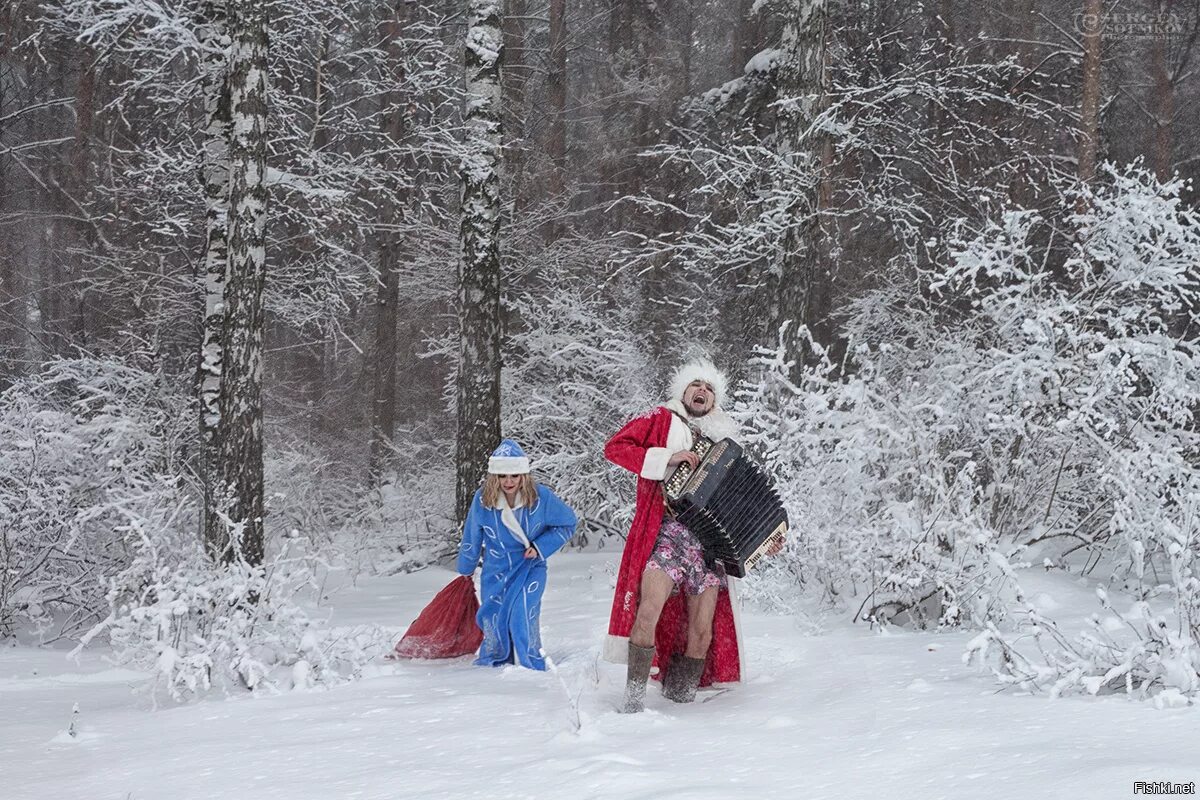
645,518,725,596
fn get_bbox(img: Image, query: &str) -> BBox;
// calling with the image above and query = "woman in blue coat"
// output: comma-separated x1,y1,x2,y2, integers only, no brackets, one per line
456,439,577,671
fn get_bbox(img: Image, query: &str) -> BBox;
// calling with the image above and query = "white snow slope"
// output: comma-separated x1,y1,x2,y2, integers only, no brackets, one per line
3,553,1197,800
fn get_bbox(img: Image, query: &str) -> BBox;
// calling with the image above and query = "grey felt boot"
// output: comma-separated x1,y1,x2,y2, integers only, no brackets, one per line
660,654,685,700
661,654,706,703
620,643,656,713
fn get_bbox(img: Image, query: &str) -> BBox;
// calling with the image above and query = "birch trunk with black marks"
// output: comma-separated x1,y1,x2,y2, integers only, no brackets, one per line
455,0,503,528
209,0,268,565
198,0,232,554
767,0,828,375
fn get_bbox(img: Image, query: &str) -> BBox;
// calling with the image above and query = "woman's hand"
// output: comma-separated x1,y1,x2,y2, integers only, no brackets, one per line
524,546,538,559
667,450,699,469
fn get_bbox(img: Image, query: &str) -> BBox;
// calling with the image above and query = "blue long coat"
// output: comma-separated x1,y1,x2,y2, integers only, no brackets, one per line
456,484,577,670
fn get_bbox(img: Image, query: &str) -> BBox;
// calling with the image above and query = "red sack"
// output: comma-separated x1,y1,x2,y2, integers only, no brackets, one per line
391,576,483,659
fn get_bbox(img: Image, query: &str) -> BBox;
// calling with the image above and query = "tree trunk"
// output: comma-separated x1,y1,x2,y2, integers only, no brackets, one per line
678,0,694,100
198,0,232,554
368,0,409,485
1077,0,1103,188
35,205,58,358
368,249,401,482
0,4,11,382
503,0,529,209
630,4,660,202
69,52,97,351
455,0,504,528
546,0,567,196
305,31,331,443
732,0,762,68
601,0,639,226
1150,1,1173,182
71,58,95,206
1007,0,1040,208
766,0,828,375
209,0,269,566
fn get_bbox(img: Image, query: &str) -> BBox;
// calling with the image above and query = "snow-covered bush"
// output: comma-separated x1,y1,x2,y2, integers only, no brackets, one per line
957,167,1200,700
1,358,387,696
79,529,387,702
264,437,454,574
0,358,193,640
965,588,1200,706
736,327,1021,627
738,165,1200,677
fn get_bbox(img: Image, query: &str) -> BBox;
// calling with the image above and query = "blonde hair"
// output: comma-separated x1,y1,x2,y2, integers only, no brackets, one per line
481,473,538,509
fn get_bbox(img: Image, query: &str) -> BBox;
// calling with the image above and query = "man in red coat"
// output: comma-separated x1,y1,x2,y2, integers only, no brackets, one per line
602,358,744,712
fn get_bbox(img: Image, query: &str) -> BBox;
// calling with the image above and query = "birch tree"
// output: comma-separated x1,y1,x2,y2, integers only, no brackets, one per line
455,0,503,527
198,0,232,555
211,0,269,564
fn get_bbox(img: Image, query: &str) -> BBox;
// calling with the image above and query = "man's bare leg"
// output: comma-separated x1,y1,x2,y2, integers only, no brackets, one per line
662,585,719,704
621,567,675,712
684,585,719,658
630,567,675,647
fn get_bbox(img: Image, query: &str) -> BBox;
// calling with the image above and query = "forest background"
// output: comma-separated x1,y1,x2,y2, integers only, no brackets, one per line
3,0,1200,704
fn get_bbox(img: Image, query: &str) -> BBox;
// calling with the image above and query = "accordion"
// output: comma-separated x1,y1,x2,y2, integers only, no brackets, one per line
662,437,788,578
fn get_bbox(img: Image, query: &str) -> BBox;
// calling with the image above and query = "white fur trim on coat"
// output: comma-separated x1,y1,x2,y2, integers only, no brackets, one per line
488,455,530,474
602,634,629,664
640,447,672,481
725,577,746,684
497,495,531,548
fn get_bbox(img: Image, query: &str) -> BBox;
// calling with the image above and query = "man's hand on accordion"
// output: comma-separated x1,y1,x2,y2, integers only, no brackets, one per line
667,450,700,470
765,537,786,557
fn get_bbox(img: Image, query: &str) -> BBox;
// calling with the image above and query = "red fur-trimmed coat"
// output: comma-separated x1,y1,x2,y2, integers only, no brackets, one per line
601,404,743,686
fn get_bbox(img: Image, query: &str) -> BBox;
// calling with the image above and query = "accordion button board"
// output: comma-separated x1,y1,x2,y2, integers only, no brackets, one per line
663,436,789,578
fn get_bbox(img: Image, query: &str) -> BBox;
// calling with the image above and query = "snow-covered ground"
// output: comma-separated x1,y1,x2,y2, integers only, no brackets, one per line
4,553,1197,800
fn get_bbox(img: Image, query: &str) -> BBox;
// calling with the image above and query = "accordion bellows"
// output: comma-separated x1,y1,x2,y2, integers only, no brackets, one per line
663,437,788,578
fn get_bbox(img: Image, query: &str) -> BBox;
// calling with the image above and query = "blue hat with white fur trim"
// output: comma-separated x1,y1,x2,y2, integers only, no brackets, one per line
488,439,531,475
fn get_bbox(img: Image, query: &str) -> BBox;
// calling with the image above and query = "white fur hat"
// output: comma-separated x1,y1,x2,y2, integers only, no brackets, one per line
669,358,728,406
